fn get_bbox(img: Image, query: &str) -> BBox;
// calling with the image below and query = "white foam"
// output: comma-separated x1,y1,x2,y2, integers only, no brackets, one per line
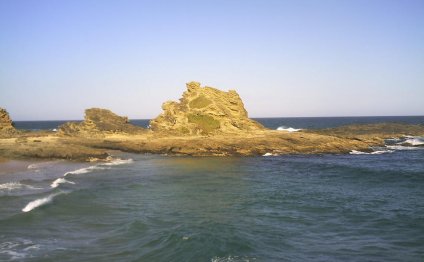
27,164,38,169
64,165,101,176
386,145,420,151
62,158,132,177
403,137,424,146
211,255,255,262
0,182,42,191
0,250,27,260
50,178,75,188
101,158,133,166
0,239,40,260
262,152,278,156
0,182,23,191
349,150,393,155
276,126,302,132
23,244,40,251
22,192,62,212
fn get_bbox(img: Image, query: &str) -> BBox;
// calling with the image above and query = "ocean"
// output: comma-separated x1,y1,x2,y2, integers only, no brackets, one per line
12,116,424,131
1,117,424,261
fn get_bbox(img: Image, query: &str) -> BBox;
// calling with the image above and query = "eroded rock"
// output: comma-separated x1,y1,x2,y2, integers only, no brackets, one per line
59,108,144,135
0,108,18,137
150,81,264,135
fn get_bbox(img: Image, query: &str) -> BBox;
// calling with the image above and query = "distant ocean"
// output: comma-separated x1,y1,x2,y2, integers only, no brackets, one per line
12,115,424,131
1,116,424,261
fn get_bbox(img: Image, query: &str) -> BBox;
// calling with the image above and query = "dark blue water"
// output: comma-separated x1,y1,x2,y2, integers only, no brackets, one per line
1,117,424,261
13,116,424,131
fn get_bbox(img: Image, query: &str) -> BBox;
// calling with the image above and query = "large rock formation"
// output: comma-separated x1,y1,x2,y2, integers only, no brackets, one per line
150,81,265,135
59,108,144,135
0,108,17,137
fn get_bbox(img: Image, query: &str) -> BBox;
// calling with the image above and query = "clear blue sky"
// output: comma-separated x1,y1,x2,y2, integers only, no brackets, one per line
1,0,423,120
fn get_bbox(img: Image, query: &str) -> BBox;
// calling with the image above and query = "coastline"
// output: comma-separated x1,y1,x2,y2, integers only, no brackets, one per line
1,123,423,161
1,83,423,161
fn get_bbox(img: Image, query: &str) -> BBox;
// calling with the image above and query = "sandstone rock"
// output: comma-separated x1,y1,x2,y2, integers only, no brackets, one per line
0,108,14,128
59,108,144,135
150,81,265,135
0,108,18,137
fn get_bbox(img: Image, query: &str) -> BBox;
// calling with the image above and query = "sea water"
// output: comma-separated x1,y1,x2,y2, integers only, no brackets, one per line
13,116,424,131
1,117,424,261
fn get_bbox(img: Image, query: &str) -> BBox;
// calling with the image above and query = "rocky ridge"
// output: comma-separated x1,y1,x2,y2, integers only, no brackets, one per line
149,81,264,135
59,108,144,135
0,107,18,137
1,82,424,161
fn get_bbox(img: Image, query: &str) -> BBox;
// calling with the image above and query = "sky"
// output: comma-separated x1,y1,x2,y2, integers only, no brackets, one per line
0,0,423,120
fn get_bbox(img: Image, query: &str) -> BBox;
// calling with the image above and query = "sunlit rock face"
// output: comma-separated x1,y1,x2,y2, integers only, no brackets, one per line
59,108,144,135
0,108,18,137
150,81,264,135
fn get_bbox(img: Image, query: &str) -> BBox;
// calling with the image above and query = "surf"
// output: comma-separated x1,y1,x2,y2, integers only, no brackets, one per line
50,178,75,188
349,150,394,155
22,192,63,213
0,182,42,192
276,126,302,132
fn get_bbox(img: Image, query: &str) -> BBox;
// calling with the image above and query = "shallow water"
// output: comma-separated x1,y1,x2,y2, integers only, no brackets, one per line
1,147,424,261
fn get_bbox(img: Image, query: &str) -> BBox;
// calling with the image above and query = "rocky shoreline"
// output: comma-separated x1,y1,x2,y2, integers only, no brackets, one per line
1,82,424,161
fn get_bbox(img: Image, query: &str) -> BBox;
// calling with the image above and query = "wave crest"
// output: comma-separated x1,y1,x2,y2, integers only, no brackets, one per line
50,178,75,188
276,126,302,132
22,193,62,212
349,150,393,155
403,137,424,146
101,158,133,166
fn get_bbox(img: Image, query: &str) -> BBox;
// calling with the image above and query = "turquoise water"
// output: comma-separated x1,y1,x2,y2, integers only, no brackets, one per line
1,117,424,261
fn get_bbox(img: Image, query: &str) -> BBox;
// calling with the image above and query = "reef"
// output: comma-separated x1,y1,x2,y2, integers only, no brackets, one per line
1,82,423,161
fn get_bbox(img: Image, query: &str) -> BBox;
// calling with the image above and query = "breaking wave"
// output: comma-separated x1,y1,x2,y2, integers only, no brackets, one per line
64,165,103,176
101,158,133,166
0,182,42,192
276,126,302,132
386,145,420,151
349,150,394,155
263,152,278,156
20,157,134,212
63,158,133,176
403,137,424,146
22,192,63,212
50,178,75,188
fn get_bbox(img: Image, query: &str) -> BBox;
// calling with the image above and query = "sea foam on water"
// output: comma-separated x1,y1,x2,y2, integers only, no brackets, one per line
276,126,302,132
22,193,63,212
50,178,75,188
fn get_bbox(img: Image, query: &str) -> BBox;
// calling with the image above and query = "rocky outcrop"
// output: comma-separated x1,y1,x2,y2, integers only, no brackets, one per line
59,108,144,135
0,108,18,137
0,108,14,129
150,81,265,135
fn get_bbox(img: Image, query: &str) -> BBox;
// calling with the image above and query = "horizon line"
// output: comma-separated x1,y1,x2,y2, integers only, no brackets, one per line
12,114,424,122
